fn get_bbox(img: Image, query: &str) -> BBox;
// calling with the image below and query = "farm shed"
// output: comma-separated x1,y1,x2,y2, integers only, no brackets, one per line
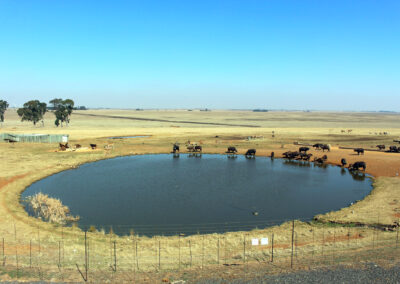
0,133,69,143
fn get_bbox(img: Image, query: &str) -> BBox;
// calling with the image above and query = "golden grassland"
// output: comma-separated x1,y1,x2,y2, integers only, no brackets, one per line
1,108,400,281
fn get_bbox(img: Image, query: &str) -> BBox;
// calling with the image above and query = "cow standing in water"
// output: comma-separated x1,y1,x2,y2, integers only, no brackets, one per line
341,158,347,167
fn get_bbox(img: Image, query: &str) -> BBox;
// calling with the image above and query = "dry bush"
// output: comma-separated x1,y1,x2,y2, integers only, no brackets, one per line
25,192,79,224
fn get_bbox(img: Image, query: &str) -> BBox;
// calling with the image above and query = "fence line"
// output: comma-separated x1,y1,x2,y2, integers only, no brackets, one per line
0,222,399,282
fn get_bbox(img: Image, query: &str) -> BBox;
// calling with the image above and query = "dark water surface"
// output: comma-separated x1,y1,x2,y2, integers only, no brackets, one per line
22,154,372,236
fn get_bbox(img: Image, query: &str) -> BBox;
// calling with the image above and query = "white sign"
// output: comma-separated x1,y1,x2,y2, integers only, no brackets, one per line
251,238,259,246
261,238,269,245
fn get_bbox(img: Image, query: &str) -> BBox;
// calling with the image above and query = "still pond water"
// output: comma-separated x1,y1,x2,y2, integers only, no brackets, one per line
22,154,372,236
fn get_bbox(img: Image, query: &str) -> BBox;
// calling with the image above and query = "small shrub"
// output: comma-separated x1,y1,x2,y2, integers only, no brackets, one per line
25,192,79,225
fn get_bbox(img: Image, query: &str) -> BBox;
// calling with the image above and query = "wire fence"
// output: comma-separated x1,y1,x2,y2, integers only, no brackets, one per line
0,220,399,282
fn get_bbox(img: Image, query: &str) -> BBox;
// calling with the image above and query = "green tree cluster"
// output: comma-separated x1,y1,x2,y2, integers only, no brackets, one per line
0,100,9,125
17,100,47,126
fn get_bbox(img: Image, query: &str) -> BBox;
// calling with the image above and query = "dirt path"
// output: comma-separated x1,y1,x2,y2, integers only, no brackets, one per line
74,112,260,127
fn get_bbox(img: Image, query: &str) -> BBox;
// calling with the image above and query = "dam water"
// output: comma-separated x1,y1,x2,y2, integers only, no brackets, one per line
22,154,372,236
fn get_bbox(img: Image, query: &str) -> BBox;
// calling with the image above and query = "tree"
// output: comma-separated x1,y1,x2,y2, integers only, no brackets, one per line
54,99,75,127
49,98,63,110
0,100,9,126
17,100,47,126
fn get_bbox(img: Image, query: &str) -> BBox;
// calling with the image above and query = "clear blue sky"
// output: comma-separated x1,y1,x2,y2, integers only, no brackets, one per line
1,0,399,110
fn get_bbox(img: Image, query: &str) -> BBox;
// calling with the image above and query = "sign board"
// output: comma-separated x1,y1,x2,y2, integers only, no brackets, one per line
251,238,259,246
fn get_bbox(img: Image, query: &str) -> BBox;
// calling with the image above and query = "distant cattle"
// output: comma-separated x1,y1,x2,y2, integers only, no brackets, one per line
313,143,324,150
349,161,366,171
173,143,180,153
376,145,385,150
90,144,97,150
341,158,347,167
389,146,399,153
321,144,331,152
282,151,299,159
271,152,275,158
348,129,353,133
186,141,199,152
314,157,325,164
299,147,310,153
194,145,202,152
245,149,256,157
227,146,237,154
354,148,364,155
299,153,313,161
75,144,82,149
59,143,69,151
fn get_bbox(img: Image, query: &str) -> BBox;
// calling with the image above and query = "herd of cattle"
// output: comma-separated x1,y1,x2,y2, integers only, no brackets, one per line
172,142,367,172
59,143,113,151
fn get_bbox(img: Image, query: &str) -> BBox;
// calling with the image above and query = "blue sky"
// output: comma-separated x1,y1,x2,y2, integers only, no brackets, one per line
0,0,399,110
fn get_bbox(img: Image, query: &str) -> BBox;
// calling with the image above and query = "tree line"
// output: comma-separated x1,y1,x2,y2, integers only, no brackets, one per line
0,99,87,127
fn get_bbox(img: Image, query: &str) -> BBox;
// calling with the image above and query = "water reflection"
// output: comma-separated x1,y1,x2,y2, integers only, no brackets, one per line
349,171,366,181
188,153,202,158
283,160,311,168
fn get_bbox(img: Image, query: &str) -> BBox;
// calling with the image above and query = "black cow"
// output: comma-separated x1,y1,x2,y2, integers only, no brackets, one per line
299,153,312,161
314,157,324,164
321,144,331,152
349,161,366,171
341,158,347,167
354,148,364,155
227,146,238,153
245,149,256,156
271,152,275,158
282,151,299,159
299,147,310,153
90,143,97,149
313,143,324,150
376,145,385,150
194,145,202,152
172,144,180,153
389,146,399,152
322,155,328,160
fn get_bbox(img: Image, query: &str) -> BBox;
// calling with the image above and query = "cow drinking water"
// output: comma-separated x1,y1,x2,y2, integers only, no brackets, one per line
245,149,256,157
349,161,366,171
227,146,237,153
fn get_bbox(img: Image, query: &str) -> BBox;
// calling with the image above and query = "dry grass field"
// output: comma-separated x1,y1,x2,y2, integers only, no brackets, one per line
1,108,400,282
